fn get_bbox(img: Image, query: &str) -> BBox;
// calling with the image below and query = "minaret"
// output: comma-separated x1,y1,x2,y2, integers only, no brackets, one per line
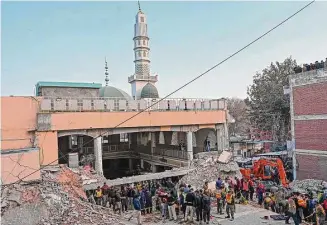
128,1,158,100
104,57,109,86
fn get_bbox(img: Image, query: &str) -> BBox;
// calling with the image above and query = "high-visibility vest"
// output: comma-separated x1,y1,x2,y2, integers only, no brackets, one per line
216,192,222,199
298,198,307,208
264,197,271,203
226,194,233,204
96,190,102,198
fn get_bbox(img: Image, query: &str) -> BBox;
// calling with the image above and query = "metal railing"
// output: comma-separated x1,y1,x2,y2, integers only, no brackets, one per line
153,148,189,160
39,96,227,112
128,74,158,83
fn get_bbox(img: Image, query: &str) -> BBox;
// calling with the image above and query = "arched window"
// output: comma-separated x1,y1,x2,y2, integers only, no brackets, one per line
143,51,146,57
143,40,146,45
138,51,141,57
138,40,141,45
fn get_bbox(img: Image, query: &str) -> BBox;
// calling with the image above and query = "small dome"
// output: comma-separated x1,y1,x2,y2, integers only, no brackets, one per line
140,83,159,99
99,86,132,100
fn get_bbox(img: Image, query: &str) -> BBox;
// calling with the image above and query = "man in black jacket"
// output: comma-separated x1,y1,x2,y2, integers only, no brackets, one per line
202,190,211,224
185,188,195,222
195,190,203,223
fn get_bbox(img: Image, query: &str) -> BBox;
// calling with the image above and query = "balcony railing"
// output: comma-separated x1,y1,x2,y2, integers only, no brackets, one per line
128,74,158,83
39,97,227,112
153,148,189,160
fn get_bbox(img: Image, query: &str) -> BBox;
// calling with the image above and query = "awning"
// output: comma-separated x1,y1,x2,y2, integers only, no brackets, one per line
83,168,194,191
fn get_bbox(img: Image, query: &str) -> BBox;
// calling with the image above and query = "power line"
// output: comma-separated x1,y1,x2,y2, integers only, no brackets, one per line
14,0,315,184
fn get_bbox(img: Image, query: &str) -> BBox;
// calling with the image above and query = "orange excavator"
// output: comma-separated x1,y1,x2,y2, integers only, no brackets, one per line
240,157,288,187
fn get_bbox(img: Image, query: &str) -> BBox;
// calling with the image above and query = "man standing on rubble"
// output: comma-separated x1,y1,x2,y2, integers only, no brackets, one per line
129,194,142,225
127,185,136,210
101,182,109,207
108,187,115,209
225,190,236,221
195,190,203,223
185,188,195,222
95,186,103,206
202,190,211,224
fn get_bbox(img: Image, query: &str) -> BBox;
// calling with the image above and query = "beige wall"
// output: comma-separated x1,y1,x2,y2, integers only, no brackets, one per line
1,96,39,150
1,150,41,185
50,111,226,131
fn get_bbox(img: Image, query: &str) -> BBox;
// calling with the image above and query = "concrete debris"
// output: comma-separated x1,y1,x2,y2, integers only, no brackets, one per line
217,150,232,163
179,152,242,190
290,179,327,194
1,165,126,225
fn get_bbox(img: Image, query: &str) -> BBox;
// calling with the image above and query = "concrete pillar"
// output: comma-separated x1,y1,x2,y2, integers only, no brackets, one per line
151,164,157,173
151,132,156,155
94,136,103,175
128,133,132,149
216,128,222,152
140,159,144,169
187,131,193,161
224,121,229,150
129,158,133,170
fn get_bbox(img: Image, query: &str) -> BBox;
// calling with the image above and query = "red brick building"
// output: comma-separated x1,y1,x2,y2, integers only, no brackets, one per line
289,67,327,180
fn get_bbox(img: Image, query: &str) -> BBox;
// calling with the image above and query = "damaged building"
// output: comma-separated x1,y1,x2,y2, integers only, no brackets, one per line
1,5,234,185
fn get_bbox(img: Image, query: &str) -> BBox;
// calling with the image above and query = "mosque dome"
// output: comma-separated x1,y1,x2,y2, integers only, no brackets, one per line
99,86,132,100
140,83,159,99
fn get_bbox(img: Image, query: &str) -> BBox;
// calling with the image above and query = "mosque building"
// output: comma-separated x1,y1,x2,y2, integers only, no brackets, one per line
1,5,232,184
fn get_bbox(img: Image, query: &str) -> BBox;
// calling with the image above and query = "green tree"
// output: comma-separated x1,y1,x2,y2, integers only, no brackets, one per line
227,98,250,136
246,57,297,142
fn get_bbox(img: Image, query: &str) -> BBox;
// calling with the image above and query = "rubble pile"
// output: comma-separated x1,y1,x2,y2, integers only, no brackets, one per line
290,179,327,194
179,152,242,190
1,165,124,225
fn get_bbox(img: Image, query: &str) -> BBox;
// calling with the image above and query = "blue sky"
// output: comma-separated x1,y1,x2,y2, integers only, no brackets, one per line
1,1,327,98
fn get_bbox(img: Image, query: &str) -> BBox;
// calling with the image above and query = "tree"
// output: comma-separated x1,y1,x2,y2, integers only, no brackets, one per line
227,98,250,136
246,57,297,142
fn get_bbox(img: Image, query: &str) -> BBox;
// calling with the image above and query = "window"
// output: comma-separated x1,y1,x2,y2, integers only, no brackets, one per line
143,40,146,45
143,51,146,57
71,136,78,146
120,133,128,143
138,40,140,45
140,17,144,22
237,150,242,155
138,51,141,57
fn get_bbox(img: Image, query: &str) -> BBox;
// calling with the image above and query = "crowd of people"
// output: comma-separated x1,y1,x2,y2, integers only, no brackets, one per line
294,58,327,74
85,176,327,225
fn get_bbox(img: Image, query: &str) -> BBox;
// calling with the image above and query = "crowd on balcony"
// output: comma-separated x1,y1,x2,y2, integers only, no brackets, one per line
294,58,327,74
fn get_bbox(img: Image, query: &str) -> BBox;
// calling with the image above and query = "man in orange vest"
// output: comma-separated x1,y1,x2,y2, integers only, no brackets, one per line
225,190,236,221
216,189,224,215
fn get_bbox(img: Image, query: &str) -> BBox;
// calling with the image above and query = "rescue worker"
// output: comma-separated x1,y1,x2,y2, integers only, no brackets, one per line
95,186,103,206
248,178,255,201
225,190,236,221
316,203,326,225
264,193,272,210
202,190,211,224
101,182,109,207
256,180,265,205
216,188,224,215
